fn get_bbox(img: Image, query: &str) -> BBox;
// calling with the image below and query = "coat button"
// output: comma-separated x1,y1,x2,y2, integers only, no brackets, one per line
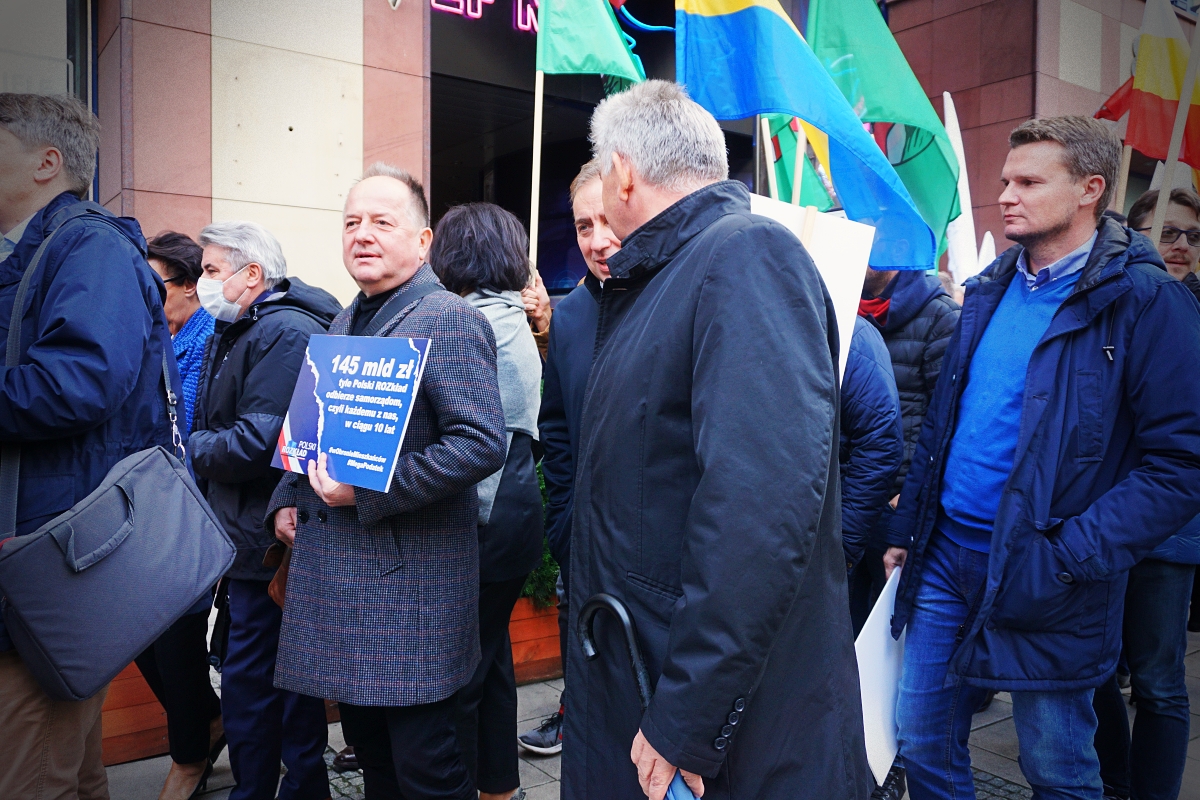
713,737,728,751
1056,572,1075,584
317,510,328,523
734,698,745,712
721,724,734,737
727,712,740,725
297,509,309,523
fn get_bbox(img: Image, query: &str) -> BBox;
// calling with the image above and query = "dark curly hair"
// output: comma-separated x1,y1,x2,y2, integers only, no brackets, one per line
147,231,203,286
428,203,530,295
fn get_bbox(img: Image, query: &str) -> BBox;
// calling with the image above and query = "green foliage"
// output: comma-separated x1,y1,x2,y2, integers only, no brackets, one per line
521,459,561,608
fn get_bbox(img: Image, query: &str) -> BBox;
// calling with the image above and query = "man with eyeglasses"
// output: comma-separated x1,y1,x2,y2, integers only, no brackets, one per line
1127,187,1200,300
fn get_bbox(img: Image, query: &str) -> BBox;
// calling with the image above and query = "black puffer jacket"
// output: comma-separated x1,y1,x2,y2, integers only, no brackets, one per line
865,270,960,496
191,277,341,580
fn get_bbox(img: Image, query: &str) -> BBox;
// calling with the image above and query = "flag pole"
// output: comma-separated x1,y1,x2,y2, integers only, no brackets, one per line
1113,144,1133,214
1150,30,1200,245
529,69,546,269
791,119,807,206
760,116,780,201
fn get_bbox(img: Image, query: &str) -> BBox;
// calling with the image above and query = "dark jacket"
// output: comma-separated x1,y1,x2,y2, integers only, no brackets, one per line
889,218,1200,690
840,316,904,567
866,270,960,496
267,265,507,706
0,193,179,649
191,277,340,581
563,182,870,800
538,273,600,573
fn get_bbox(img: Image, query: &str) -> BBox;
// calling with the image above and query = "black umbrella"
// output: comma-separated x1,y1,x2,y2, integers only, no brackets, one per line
579,593,698,800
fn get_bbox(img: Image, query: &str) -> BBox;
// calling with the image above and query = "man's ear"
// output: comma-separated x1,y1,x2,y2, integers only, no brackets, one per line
32,146,65,187
245,262,265,289
1081,174,1106,211
612,152,634,202
418,227,433,261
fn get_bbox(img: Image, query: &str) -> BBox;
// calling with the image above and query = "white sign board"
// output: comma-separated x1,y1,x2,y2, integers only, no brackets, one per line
854,567,906,786
749,195,874,383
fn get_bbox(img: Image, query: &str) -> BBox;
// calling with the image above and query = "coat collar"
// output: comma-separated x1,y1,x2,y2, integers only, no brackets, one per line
605,181,751,282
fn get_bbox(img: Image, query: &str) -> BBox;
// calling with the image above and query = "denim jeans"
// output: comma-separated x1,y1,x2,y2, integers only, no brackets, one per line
1092,558,1194,800
897,532,1103,800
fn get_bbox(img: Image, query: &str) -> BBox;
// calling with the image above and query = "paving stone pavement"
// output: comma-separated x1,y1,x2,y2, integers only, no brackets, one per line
112,630,1200,798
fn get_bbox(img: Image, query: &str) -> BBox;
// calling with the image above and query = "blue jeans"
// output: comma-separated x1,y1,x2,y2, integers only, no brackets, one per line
223,579,329,800
897,533,1103,800
1092,558,1194,800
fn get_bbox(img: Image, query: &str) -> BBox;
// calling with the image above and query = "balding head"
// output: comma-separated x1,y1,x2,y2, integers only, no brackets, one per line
343,169,433,297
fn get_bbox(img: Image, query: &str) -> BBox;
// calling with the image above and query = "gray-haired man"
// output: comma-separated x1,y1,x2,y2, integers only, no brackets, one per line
563,80,871,800
190,221,341,800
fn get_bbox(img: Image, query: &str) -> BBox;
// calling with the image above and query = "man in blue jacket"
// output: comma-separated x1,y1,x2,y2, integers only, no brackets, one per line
0,93,179,799
518,158,619,755
886,116,1200,800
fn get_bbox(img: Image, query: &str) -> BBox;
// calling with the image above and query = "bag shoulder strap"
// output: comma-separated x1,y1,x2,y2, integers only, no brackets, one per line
0,203,136,535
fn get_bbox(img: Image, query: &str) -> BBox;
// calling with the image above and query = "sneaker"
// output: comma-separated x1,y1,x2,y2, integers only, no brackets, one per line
518,707,563,755
871,765,906,800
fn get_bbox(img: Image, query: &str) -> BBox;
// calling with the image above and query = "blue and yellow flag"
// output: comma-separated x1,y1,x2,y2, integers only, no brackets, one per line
676,0,936,270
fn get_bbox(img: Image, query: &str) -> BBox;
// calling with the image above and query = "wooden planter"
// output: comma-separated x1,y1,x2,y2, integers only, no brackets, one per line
101,600,561,765
510,596,562,684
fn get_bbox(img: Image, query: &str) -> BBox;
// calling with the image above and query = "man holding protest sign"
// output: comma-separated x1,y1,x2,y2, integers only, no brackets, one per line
268,162,507,800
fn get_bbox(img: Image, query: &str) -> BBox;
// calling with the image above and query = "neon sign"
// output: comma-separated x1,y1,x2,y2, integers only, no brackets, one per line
431,0,538,33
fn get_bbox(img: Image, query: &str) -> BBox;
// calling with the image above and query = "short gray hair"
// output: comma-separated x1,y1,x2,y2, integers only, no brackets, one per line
0,93,99,198
569,159,603,205
358,162,429,229
1009,116,1122,218
198,221,288,288
590,80,728,193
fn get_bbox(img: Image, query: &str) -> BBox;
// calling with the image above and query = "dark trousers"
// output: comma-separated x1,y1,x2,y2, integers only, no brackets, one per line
135,610,221,764
848,544,888,637
223,579,329,800
341,696,474,800
458,575,527,793
1093,559,1195,800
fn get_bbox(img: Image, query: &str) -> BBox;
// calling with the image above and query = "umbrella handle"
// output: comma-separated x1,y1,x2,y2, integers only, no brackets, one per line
578,592,655,712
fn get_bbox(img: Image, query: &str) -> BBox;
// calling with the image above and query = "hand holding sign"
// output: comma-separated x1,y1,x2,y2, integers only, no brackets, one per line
308,453,356,507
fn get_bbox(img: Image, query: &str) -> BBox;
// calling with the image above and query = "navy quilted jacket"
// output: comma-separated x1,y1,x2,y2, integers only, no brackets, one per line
889,219,1200,690
267,265,506,706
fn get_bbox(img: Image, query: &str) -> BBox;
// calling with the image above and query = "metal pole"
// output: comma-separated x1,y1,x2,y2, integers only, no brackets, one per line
760,116,780,201
792,119,807,206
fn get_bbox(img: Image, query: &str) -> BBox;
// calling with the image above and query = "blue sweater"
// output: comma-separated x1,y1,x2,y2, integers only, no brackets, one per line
939,268,1082,552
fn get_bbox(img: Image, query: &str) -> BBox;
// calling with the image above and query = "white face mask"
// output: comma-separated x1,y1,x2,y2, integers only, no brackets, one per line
197,267,248,322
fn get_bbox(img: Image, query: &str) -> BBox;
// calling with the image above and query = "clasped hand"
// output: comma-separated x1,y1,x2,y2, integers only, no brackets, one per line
632,730,704,800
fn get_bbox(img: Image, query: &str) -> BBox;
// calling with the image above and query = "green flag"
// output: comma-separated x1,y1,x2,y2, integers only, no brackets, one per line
808,0,960,254
765,114,833,211
536,0,645,83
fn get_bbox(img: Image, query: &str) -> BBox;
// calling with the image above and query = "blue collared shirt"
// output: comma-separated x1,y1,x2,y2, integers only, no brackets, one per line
0,215,33,263
1015,231,1097,290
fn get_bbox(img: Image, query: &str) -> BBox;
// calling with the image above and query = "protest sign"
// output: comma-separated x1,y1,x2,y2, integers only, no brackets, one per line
749,195,875,383
271,334,429,492
855,567,906,786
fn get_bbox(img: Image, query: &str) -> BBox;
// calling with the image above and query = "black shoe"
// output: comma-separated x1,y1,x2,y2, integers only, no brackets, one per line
518,707,563,755
332,746,359,773
1189,616,1200,633
208,732,227,765
188,760,214,799
871,765,906,800
975,690,997,714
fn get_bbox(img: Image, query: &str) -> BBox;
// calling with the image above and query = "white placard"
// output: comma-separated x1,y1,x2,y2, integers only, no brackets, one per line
749,195,875,383
854,567,906,786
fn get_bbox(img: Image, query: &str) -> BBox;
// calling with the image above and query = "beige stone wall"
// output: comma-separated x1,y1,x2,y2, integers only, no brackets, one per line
1,2,68,95
210,0,365,304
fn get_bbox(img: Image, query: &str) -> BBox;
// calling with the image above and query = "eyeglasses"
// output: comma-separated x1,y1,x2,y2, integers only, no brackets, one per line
1134,226,1200,247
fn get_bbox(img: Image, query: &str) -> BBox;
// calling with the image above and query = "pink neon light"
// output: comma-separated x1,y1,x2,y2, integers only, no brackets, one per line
430,0,493,17
515,0,538,32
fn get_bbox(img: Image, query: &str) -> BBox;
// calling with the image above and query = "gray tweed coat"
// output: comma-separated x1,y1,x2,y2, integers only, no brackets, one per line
267,265,507,707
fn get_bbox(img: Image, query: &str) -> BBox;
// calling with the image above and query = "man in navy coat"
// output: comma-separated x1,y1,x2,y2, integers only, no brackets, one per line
0,93,178,799
887,117,1200,799
562,80,871,800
